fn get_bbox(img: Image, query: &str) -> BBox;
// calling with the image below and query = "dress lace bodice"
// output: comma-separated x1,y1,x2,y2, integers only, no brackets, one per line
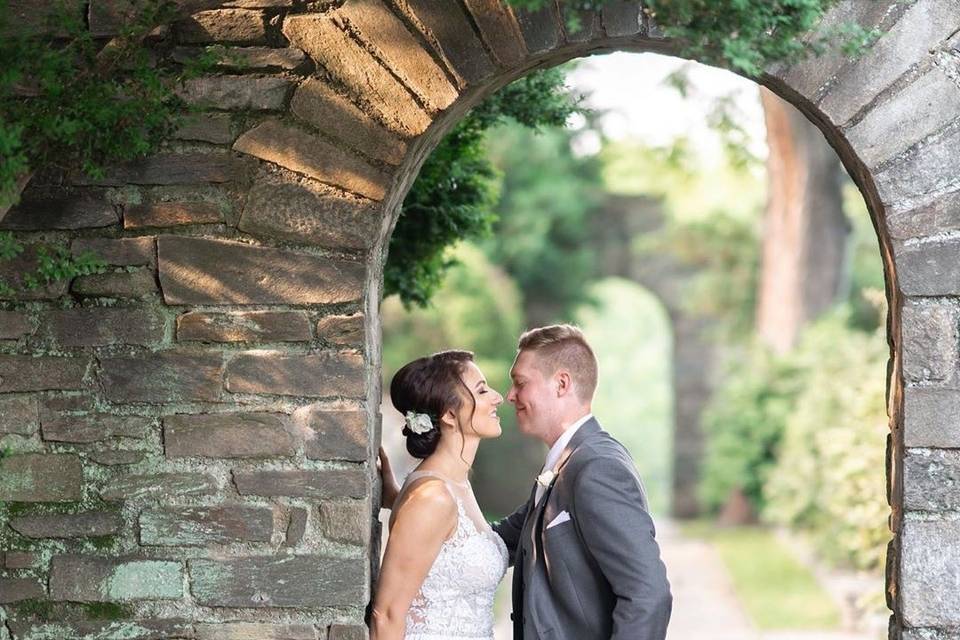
396,470,508,640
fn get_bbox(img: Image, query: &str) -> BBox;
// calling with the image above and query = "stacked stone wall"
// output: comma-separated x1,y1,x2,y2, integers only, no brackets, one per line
1,0,959,638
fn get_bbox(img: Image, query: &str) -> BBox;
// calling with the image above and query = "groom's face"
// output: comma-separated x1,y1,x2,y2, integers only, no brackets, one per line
507,350,559,441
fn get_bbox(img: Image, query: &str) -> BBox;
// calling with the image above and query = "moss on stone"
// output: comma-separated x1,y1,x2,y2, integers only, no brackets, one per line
87,535,116,551
81,602,133,621
10,599,54,621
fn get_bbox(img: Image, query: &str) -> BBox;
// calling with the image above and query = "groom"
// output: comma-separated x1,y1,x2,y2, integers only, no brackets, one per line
493,324,672,640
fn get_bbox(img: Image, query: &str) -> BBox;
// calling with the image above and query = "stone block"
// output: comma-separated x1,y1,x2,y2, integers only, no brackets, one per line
904,387,960,447
177,310,313,343
901,519,960,626
139,505,274,545
0,195,119,230
177,9,267,44
233,467,367,499
904,448,960,510
513,5,563,54
0,453,83,502
316,313,364,346
72,269,158,298
0,578,45,603
164,412,295,458
0,356,88,392
49,555,183,602
44,306,165,347
189,555,366,607
7,618,194,640
71,152,253,186
0,310,35,339
876,125,960,212
235,119,390,201
173,46,307,71
887,190,960,241
818,0,960,126
845,66,960,168
101,472,218,501
601,0,642,37
901,300,958,382
100,351,224,403
41,411,153,444
294,406,367,461
0,395,38,435
282,15,432,137
71,237,157,268
239,168,382,250
392,0,496,86
174,112,236,145
226,351,364,397
2,0,84,37
559,6,603,43
88,450,146,466
332,1,457,111
178,76,294,111
462,0,527,69
284,507,308,547
897,238,960,296
291,78,407,166
158,235,365,305
5,551,39,569
329,624,368,640
124,201,223,229
9,511,122,538
318,499,370,546
774,1,898,100
195,623,318,640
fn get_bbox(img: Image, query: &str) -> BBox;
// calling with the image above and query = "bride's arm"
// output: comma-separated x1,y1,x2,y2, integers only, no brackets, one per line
371,480,457,640
491,502,529,566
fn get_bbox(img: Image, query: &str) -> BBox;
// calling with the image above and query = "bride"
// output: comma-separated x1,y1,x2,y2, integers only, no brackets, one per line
372,350,508,640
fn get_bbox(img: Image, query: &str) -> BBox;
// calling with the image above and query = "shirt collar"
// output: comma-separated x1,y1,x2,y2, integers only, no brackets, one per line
543,413,593,472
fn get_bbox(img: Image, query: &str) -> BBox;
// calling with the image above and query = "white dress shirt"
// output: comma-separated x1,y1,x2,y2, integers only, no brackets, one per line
535,413,593,505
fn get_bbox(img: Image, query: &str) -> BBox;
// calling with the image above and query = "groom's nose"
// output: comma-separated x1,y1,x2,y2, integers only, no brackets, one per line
506,386,517,403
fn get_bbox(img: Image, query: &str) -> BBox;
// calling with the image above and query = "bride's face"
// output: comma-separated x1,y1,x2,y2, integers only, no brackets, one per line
456,361,503,439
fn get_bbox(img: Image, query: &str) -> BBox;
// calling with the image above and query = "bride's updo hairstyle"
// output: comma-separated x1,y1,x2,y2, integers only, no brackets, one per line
390,350,476,459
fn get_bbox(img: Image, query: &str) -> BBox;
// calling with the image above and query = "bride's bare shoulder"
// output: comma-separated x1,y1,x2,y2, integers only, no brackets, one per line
390,477,457,530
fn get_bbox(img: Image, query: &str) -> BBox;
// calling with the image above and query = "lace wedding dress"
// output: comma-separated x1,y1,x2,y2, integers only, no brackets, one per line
394,469,509,640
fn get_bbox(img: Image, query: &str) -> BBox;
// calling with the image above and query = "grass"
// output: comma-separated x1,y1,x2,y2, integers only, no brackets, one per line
682,522,841,630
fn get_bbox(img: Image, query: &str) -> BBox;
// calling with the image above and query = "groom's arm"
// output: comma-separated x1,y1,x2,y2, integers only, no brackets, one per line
574,456,672,640
491,502,528,567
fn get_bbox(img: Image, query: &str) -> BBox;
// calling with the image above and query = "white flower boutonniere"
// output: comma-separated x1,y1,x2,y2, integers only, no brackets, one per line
536,469,556,488
404,411,434,435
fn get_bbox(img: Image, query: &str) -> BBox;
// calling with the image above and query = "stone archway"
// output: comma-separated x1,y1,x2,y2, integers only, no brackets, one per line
1,2,958,638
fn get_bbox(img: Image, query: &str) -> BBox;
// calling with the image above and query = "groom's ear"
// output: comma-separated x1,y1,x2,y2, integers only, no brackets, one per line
555,370,573,397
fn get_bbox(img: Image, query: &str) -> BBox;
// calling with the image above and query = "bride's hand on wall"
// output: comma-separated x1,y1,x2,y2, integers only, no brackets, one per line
378,446,400,509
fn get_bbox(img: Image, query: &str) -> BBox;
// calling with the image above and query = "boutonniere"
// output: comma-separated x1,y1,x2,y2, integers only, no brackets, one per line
536,469,556,488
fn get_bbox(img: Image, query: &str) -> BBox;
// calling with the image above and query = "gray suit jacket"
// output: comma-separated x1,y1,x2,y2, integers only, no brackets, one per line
493,418,672,640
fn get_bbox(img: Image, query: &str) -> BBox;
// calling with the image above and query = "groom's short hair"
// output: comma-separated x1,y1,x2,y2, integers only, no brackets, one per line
518,324,598,402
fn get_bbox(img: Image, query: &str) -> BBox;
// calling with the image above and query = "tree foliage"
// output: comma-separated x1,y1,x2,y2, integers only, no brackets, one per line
385,67,582,308
0,0,212,209
482,118,603,322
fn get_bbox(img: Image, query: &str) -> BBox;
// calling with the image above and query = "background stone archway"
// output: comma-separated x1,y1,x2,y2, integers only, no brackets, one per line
1,1,959,638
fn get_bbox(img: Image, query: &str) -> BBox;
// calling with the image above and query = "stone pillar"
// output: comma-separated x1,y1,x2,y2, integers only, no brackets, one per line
0,4,386,637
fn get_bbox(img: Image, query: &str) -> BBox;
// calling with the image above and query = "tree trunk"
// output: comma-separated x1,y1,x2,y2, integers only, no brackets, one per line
755,88,850,354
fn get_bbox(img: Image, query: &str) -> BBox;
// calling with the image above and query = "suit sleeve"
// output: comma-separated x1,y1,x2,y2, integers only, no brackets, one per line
573,456,672,640
491,502,528,567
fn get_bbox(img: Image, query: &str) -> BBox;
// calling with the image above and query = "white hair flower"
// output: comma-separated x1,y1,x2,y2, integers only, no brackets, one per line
404,411,434,435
